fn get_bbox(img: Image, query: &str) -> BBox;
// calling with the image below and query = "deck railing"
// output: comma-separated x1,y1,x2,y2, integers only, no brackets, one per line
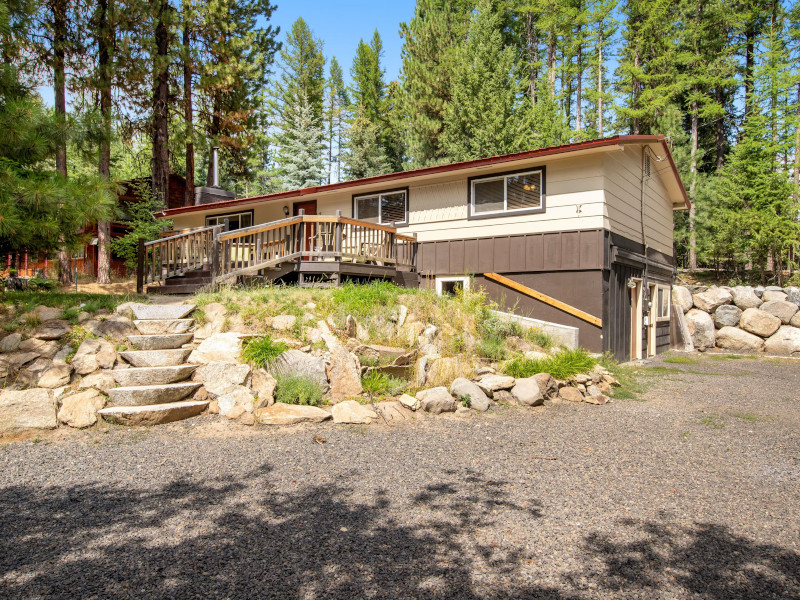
137,211,417,293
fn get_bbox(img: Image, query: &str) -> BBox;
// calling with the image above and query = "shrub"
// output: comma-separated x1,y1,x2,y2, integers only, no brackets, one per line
240,336,288,367
274,374,323,406
503,347,596,380
361,370,406,396
64,326,94,351
28,277,57,291
526,328,554,350
475,337,506,361
458,393,472,408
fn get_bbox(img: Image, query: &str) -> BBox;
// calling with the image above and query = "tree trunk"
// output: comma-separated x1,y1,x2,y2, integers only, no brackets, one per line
152,0,170,208
96,0,112,285
688,98,699,272
53,0,72,285
632,48,640,135
183,5,194,207
547,29,556,97
744,24,755,121
795,82,800,199
597,27,603,136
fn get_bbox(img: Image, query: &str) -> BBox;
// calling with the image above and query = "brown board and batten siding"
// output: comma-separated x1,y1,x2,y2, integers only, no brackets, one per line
416,229,606,351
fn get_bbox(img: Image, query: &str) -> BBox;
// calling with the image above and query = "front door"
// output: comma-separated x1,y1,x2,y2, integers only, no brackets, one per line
293,200,317,258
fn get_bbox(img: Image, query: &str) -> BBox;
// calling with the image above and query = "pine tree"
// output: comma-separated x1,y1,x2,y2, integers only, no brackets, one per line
342,107,390,180
398,0,472,168
277,93,325,190
324,56,348,183
583,0,618,138
442,0,520,162
273,17,326,122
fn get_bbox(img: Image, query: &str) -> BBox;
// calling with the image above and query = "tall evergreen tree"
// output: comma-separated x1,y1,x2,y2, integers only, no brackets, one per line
277,92,325,189
342,107,390,180
324,56,347,183
273,17,325,121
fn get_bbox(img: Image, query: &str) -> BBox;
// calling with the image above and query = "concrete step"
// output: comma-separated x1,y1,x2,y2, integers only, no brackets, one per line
130,303,196,320
107,382,202,407
98,400,209,426
112,365,197,387
127,333,193,350
166,274,211,284
120,349,192,368
133,319,194,335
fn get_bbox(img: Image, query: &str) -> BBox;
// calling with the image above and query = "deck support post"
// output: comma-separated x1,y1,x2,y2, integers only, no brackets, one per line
136,237,145,294
334,210,342,262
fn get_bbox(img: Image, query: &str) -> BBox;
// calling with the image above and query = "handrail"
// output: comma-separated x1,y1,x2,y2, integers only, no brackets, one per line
138,213,418,293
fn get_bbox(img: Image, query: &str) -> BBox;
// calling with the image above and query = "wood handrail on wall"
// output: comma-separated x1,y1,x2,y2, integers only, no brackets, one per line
483,272,602,328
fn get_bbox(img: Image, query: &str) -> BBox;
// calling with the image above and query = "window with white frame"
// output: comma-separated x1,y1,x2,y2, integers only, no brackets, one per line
353,189,407,225
656,285,671,320
205,211,253,231
470,169,543,216
435,276,470,297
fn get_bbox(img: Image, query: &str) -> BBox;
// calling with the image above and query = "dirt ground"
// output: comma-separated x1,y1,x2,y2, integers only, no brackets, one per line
61,279,138,295
1,353,799,599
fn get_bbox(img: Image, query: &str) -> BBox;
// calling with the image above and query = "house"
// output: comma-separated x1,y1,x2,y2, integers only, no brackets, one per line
147,135,689,361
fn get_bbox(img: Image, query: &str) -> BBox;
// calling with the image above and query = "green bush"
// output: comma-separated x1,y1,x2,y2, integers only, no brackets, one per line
28,277,57,291
64,326,94,351
361,370,406,396
240,335,288,367
274,374,324,406
503,347,596,380
526,328,554,350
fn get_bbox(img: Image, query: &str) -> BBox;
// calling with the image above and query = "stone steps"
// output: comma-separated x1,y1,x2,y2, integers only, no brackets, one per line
100,303,207,426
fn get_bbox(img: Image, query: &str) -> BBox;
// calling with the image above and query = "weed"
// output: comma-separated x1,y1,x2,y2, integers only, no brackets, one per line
700,413,725,428
65,350,76,364
31,436,41,444
458,393,472,408
4,291,144,315
708,354,745,361
192,308,207,326
663,355,700,364
504,347,596,380
361,370,406,397
274,374,323,406
644,366,683,374
597,352,649,400
240,336,288,368
475,337,506,361
526,328,554,350
22,314,41,330
731,412,769,422
329,280,403,317
64,326,94,351
681,430,692,439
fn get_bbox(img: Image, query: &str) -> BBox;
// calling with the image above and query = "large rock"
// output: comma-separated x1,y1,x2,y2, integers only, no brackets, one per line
217,385,256,418
251,368,277,408
106,382,201,407
534,373,559,399
449,378,491,411
475,374,516,396
332,400,377,424
32,320,70,340
759,300,799,325
120,349,191,368
37,364,72,388
87,316,134,338
270,314,297,331
270,349,329,392
764,326,800,355
192,361,252,397
0,388,56,430
326,347,362,400
762,290,787,303
685,309,716,349
731,287,763,310
98,400,209,426
255,402,331,425
713,305,742,329
373,401,416,424
558,386,584,402
188,332,244,364
790,312,800,328
193,303,226,340
398,393,420,411
127,333,193,351
30,305,63,321
511,377,544,407
58,389,106,428
111,364,196,387
671,286,694,313
0,333,22,352
785,287,800,307
71,338,117,375
416,387,456,414
130,303,196,320
715,327,765,352
739,308,781,338
78,371,117,394
353,344,408,363
691,287,732,313
133,319,193,335
18,338,59,359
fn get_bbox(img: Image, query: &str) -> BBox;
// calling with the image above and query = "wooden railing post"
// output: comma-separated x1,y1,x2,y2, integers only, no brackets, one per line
411,233,418,271
211,226,221,288
136,237,145,294
334,210,343,262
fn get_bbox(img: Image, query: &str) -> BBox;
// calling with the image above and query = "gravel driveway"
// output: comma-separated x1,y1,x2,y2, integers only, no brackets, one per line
1,354,799,599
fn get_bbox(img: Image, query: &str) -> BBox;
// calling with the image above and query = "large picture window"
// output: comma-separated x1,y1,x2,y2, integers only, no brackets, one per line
353,189,408,225
470,169,544,217
205,211,253,231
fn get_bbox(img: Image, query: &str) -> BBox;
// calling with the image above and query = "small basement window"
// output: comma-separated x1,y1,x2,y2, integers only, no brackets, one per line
470,169,543,217
435,276,470,296
656,285,670,321
353,189,408,225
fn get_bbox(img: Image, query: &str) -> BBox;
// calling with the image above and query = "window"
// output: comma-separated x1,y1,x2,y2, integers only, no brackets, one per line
470,169,543,217
205,211,253,231
435,276,470,297
656,285,670,320
353,189,408,225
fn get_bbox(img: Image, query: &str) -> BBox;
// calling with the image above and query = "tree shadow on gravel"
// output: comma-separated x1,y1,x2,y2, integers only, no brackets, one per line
570,517,800,600
0,465,566,600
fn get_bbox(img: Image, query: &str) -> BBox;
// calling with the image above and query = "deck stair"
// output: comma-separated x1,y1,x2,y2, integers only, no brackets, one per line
98,303,208,426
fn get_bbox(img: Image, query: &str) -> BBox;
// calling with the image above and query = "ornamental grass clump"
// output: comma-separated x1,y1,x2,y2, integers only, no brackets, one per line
503,347,596,380
274,374,324,406
240,335,288,368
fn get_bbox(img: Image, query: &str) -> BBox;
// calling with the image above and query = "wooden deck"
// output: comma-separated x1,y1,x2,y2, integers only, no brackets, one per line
138,211,418,294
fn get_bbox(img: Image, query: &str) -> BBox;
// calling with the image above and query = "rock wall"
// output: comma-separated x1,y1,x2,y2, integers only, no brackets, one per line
673,284,800,355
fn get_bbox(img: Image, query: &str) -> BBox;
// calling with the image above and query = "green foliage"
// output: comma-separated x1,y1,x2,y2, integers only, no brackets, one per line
504,347,597,380
526,328,554,350
110,181,173,270
274,374,324,406
4,290,140,315
342,108,390,180
276,92,326,189
64,325,94,351
240,335,288,367
328,280,403,318
27,277,57,291
475,337,507,361
663,355,700,364
361,370,406,397
458,393,471,408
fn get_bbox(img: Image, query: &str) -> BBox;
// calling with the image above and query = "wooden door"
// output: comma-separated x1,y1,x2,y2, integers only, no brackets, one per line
293,201,316,258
